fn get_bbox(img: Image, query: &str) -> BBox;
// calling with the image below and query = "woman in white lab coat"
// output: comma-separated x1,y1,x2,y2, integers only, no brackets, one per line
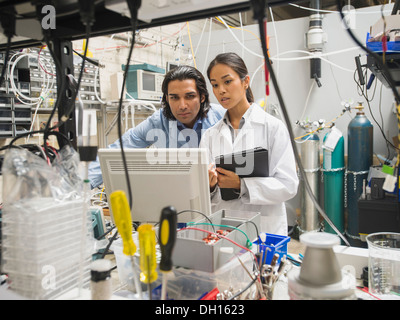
199,52,299,235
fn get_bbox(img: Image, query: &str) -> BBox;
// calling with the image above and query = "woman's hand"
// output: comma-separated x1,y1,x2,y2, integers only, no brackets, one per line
208,163,218,191
216,167,240,190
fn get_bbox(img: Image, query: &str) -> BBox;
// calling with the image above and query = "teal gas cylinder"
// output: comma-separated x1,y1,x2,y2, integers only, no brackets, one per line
299,133,320,233
346,104,373,246
322,128,345,235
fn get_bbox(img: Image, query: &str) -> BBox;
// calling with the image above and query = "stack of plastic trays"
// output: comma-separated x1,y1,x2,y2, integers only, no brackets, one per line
1,197,93,300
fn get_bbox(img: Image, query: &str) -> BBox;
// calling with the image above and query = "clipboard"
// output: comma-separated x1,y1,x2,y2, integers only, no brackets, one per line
215,147,269,200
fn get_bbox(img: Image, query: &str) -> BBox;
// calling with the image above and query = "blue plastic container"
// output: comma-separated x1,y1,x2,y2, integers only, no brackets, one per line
253,233,290,265
366,32,400,53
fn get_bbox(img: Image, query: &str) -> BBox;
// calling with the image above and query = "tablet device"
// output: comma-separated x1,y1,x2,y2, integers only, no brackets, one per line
215,147,269,200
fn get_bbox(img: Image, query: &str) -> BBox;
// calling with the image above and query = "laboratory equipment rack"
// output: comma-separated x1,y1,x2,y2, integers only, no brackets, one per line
0,47,102,140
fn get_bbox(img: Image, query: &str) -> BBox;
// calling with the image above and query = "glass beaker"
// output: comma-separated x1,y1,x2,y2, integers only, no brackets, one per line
366,232,400,300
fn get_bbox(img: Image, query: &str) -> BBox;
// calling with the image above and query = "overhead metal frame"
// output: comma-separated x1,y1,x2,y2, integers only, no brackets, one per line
0,0,304,50
0,0,299,149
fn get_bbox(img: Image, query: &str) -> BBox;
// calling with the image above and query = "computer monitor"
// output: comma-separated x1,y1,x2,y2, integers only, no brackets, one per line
98,148,211,223
166,61,180,73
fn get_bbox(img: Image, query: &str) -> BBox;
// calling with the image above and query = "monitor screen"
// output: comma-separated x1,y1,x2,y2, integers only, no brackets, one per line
166,62,180,72
142,72,156,91
98,148,212,223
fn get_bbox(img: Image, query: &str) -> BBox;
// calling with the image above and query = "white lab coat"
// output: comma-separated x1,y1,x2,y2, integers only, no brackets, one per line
199,103,299,235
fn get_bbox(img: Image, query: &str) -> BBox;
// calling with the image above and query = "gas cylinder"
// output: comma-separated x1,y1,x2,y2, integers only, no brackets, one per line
322,128,345,235
299,132,321,233
346,103,373,246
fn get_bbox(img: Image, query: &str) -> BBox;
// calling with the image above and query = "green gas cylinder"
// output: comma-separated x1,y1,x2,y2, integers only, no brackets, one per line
323,128,345,235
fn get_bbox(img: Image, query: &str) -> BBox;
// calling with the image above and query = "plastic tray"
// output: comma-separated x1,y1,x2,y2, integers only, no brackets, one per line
6,260,91,300
1,198,94,299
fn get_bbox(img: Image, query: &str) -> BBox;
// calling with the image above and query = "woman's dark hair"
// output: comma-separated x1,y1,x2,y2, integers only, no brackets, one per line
161,65,210,120
206,52,254,103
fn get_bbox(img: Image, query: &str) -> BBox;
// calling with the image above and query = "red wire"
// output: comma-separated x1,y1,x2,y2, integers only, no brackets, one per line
38,46,56,76
179,226,259,267
180,226,265,298
382,35,387,53
357,286,381,300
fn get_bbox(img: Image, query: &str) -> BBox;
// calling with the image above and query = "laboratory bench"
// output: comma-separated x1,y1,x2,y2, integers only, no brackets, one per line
94,237,307,301
0,232,387,301
89,233,378,301
0,206,395,301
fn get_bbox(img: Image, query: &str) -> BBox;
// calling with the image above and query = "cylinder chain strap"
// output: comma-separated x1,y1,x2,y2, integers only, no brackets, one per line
303,167,320,173
344,169,369,207
320,166,345,182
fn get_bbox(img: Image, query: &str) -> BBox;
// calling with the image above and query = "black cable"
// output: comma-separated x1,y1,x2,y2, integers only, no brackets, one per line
35,34,89,159
64,24,91,121
96,221,138,241
39,1,93,154
176,209,216,233
100,230,119,259
353,66,399,152
118,39,135,211
96,225,116,240
0,36,11,88
1,131,72,169
237,219,259,239
377,84,391,160
117,0,142,211
72,49,103,68
78,0,96,27
1,5,69,159
228,276,258,300
0,144,25,153
47,24,91,138
288,224,296,236
286,255,302,266
363,68,378,102
42,39,65,134
346,3,400,161
0,7,15,86
40,22,90,159
32,3,64,138
250,0,350,246
8,129,73,149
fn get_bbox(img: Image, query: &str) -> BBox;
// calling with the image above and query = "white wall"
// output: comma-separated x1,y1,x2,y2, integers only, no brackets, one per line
184,5,398,159
73,20,225,101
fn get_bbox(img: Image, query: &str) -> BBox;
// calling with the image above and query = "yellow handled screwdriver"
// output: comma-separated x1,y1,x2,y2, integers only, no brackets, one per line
109,190,142,299
137,223,158,300
158,206,177,300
